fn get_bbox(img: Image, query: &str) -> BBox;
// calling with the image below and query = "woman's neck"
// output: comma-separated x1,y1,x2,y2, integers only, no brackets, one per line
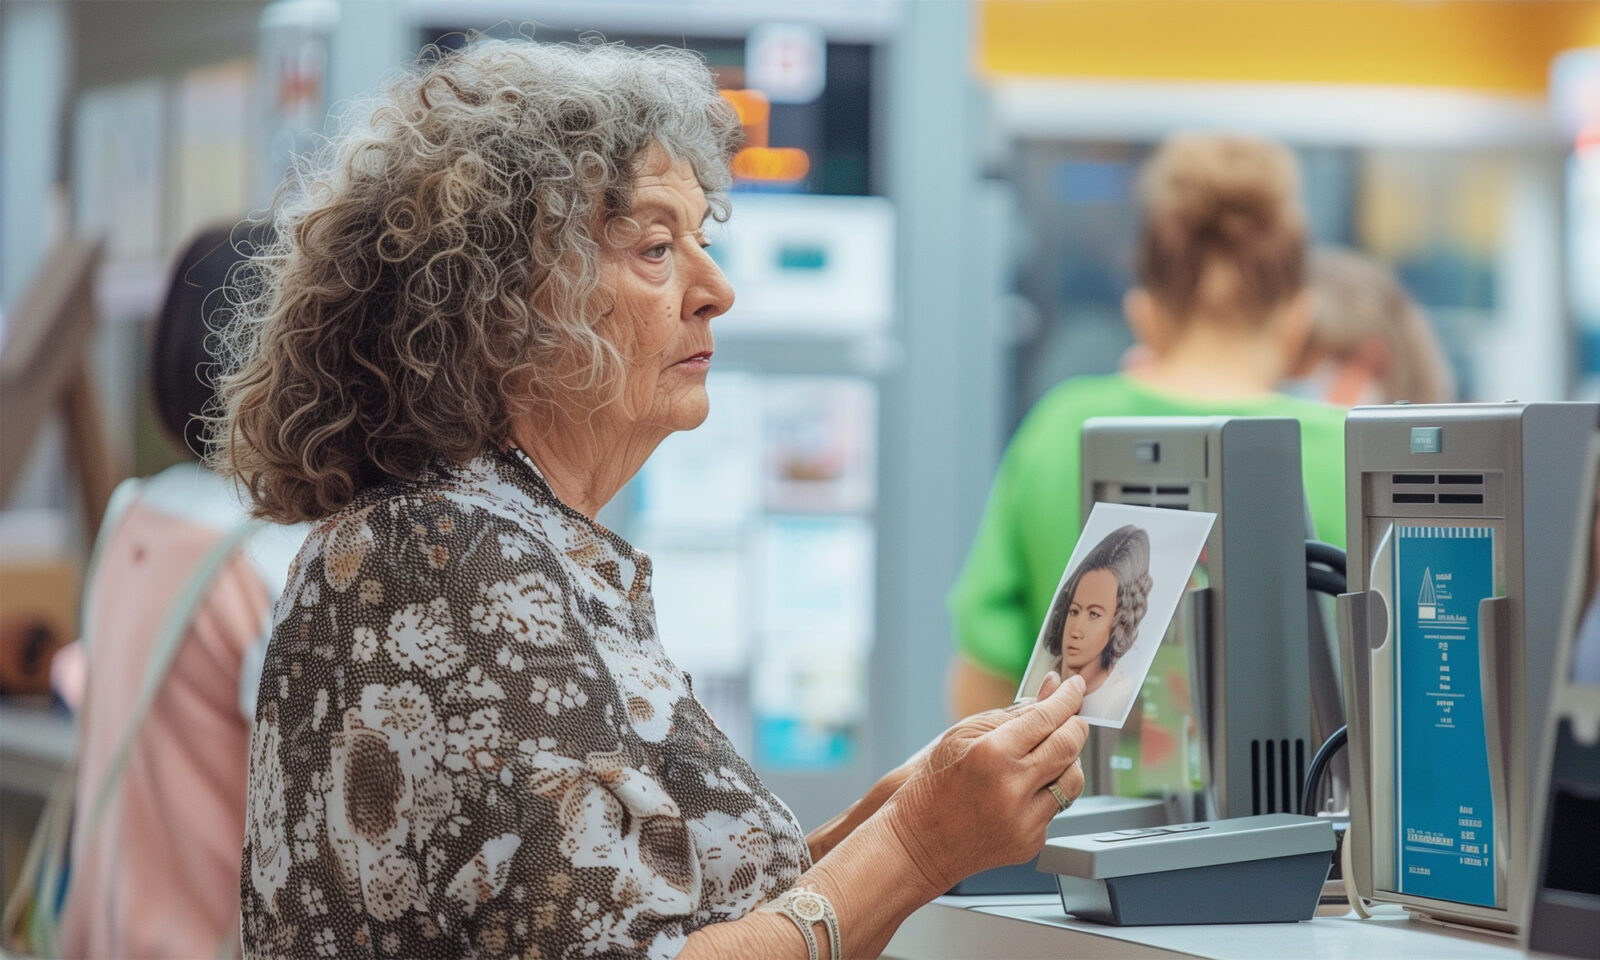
1129,323,1289,399
507,411,666,519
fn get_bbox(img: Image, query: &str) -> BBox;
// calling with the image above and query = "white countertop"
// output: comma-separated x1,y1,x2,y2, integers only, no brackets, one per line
884,895,1526,960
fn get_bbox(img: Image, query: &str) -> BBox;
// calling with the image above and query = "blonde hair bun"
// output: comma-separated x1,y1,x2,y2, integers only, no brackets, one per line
1136,133,1307,324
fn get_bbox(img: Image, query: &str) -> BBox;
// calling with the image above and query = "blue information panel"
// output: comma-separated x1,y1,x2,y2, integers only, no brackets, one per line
1393,525,1497,907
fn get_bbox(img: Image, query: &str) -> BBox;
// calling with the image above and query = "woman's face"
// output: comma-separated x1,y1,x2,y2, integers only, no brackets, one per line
1059,568,1120,672
597,146,735,436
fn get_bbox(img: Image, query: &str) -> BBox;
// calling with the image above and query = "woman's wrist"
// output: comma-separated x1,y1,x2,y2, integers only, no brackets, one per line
826,802,947,905
806,764,912,862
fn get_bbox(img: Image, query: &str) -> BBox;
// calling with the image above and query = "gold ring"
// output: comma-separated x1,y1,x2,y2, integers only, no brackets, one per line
1048,782,1074,812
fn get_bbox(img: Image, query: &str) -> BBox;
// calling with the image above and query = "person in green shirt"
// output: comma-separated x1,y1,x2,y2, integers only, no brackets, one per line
948,133,1349,717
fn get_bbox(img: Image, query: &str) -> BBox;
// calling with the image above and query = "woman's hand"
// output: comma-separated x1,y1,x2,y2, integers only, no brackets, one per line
877,671,1089,892
807,673,1069,861
686,673,1087,960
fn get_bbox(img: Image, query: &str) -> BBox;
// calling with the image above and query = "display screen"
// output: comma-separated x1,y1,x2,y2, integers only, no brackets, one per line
1392,525,1499,908
1099,564,1208,804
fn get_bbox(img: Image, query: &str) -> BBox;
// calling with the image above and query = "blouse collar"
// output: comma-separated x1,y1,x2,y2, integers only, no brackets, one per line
496,446,647,567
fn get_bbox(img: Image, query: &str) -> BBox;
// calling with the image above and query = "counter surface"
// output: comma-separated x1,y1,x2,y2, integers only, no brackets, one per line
884,894,1526,960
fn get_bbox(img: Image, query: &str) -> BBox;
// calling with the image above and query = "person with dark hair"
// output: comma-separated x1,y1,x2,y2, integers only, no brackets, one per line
950,133,1348,717
1040,526,1152,718
56,225,307,960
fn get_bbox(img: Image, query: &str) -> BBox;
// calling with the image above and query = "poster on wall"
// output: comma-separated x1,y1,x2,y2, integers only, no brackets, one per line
753,515,873,769
753,639,868,770
635,373,761,533
174,61,252,247
74,81,165,263
763,377,876,513
649,544,749,678
255,0,335,204
759,515,873,638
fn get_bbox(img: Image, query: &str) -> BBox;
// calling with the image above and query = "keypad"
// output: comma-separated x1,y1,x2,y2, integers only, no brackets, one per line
1091,823,1211,842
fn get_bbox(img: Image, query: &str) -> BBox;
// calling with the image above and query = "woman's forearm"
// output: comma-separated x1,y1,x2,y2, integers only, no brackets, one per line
682,810,941,960
805,765,909,862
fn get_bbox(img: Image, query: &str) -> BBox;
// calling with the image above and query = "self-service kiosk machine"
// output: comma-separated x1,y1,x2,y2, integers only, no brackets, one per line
1078,416,1322,822
1022,416,1337,922
1337,401,1598,933
956,415,1332,898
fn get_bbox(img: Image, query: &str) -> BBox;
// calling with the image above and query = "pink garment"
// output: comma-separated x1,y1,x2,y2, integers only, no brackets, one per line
61,491,270,959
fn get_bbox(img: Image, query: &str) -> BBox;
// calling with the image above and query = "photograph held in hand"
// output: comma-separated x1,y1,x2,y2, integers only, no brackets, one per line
1017,503,1215,728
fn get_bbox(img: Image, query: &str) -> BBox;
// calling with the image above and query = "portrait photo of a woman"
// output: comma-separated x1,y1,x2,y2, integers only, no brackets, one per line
1041,525,1153,719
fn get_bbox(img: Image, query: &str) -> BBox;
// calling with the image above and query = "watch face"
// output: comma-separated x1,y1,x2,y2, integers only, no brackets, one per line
790,891,827,922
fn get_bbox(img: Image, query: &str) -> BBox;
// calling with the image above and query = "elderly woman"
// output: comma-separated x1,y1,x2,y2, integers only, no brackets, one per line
215,41,1087,960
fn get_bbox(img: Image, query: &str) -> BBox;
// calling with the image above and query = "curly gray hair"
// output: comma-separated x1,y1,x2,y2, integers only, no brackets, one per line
209,39,742,523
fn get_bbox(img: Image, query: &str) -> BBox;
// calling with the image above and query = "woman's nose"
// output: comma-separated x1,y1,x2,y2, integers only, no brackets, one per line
688,245,734,322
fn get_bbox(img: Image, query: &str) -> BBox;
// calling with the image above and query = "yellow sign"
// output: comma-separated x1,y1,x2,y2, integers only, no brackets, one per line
979,1,1600,96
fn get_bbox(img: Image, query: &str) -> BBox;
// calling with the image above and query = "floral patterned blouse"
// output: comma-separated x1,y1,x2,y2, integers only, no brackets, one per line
240,450,810,959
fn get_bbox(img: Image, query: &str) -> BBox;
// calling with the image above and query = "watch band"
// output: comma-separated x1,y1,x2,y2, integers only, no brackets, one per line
763,886,841,960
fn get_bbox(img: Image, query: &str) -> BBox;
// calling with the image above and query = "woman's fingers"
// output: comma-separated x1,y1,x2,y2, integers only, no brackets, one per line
1055,754,1087,804
1024,715,1090,790
1035,670,1062,701
987,673,1085,756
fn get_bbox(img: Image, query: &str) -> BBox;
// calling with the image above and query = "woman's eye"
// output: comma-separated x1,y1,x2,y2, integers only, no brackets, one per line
643,243,671,260
1089,610,1102,620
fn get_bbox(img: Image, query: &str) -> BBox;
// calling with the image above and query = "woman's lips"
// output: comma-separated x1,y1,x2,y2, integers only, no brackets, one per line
674,351,712,368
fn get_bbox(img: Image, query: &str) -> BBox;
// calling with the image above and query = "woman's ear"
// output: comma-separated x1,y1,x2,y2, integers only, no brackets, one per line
1124,288,1171,354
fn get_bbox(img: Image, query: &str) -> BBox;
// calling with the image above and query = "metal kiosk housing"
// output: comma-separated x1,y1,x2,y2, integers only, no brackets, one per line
1080,416,1321,822
1337,401,1598,933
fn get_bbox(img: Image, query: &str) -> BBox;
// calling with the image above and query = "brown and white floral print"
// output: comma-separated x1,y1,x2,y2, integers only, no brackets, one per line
240,450,808,959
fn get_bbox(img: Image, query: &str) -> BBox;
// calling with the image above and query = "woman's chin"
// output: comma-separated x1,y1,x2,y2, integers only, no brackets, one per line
673,390,711,431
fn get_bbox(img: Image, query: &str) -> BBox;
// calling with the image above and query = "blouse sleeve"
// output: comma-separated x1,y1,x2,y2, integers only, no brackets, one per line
241,494,706,959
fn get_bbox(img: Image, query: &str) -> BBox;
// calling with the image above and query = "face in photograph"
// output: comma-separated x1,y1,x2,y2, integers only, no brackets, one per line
1018,502,1215,727
1043,525,1152,700
1058,568,1120,681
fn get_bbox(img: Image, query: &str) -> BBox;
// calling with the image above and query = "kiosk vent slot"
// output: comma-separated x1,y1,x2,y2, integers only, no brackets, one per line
1250,742,1261,815
1110,483,1192,511
1296,740,1306,809
1251,738,1308,813
1388,472,1486,507
1280,740,1292,813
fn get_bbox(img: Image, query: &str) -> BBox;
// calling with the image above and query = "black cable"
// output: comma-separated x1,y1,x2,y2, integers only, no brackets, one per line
1307,565,1347,597
1303,540,1351,817
1301,724,1348,817
1306,540,1347,574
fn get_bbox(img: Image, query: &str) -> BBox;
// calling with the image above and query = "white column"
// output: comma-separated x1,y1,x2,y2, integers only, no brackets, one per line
1,0,70,317
874,0,1006,769
328,0,413,112
1480,154,1569,402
